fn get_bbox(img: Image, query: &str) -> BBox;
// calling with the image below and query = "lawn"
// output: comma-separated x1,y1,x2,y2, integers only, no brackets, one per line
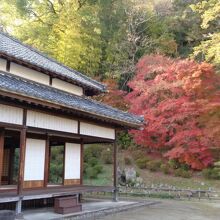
83,164,113,186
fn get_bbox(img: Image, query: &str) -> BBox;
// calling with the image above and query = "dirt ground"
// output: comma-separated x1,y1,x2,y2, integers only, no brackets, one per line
98,199,220,220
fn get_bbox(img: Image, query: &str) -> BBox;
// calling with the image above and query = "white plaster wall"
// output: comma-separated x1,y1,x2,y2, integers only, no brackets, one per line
10,62,49,85
0,58,6,71
24,138,46,181
52,78,83,96
27,110,78,133
0,104,23,125
80,122,115,139
64,143,81,179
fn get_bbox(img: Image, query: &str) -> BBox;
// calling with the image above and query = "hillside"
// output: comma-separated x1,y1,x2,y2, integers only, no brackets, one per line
83,146,220,191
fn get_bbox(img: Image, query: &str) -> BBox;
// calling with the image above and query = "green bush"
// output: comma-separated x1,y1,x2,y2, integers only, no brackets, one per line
84,145,103,163
124,157,132,165
180,163,190,171
202,168,220,180
174,169,192,178
88,157,99,166
136,157,148,169
118,131,134,150
86,167,99,179
93,164,103,174
101,149,113,164
146,160,162,172
160,164,170,174
83,162,88,174
133,150,144,161
168,159,180,169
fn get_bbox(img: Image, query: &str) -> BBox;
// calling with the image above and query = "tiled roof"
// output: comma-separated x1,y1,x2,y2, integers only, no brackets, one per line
0,32,106,92
0,71,144,127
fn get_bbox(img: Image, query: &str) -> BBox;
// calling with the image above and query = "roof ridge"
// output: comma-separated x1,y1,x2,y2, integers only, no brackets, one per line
0,31,106,91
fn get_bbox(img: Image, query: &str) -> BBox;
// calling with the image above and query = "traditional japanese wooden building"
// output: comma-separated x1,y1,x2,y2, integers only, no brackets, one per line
0,32,143,214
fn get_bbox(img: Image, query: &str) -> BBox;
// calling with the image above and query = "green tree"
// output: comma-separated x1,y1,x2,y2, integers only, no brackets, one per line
191,0,220,69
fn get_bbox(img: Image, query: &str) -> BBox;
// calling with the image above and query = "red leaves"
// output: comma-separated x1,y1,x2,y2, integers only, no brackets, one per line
94,79,128,111
126,55,220,170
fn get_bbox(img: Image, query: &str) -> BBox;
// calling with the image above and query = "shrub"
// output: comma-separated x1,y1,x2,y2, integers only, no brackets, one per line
136,158,148,169
86,167,99,179
88,157,99,166
124,157,132,165
180,163,190,171
118,131,134,150
132,150,144,161
174,169,192,178
202,168,220,180
83,162,88,174
93,164,103,174
160,164,170,174
168,159,180,169
146,160,162,172
101,149,113,164
84,145,103,162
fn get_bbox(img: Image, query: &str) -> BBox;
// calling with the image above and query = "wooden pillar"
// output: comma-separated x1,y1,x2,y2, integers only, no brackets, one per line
63,143,66,185
17,128,27,195
44,135,50,187
113,141,118,202
0,129,5,185
80,139,84,185
8,146,15,185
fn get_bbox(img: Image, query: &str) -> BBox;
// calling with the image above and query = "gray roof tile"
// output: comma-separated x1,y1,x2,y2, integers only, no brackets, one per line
0,32,106,92
0,71,143,127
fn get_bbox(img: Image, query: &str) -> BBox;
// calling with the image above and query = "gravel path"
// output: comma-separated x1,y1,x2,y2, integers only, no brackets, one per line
97,199,220,220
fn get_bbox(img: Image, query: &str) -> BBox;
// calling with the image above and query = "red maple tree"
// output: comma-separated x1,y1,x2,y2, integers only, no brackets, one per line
94,79,128,111
125,55,220,170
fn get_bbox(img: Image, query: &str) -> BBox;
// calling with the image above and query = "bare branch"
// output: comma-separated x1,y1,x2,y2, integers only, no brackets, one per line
77,0,87,10
47,0,57,14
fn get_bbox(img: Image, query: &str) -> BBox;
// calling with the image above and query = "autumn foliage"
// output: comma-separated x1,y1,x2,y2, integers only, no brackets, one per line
94,79,128,111
125,55,220,170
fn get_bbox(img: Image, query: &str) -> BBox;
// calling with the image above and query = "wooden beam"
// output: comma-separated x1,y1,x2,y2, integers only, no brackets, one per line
80,139,84,185
23,109,27,126
0,129,5,185
63,143,66,185
113,142,117,189
113,130,118,201
8,146,15,185
6,60,10,72
44,135,50,187
17,128,27,195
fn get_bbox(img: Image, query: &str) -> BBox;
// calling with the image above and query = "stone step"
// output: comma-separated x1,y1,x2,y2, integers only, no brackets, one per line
0,210,15,220
54,196,78,208
54,204,82,214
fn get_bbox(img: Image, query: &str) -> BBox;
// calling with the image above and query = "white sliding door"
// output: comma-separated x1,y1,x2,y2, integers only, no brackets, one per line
24,138,46,181
64,143,81,181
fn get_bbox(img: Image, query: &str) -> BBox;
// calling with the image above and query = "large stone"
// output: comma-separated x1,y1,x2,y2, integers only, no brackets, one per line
125,167,136,182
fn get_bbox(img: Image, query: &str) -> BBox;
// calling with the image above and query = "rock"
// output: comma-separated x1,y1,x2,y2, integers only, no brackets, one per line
125,167,136,182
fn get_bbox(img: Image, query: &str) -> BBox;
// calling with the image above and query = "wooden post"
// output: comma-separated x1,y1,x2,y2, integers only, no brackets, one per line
8,145,15,185
17,128,27,195
113,141,118,202
17,109,27,195
44,135,50,187
63,143,66,185
80,139,84,185
0,129,5,185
